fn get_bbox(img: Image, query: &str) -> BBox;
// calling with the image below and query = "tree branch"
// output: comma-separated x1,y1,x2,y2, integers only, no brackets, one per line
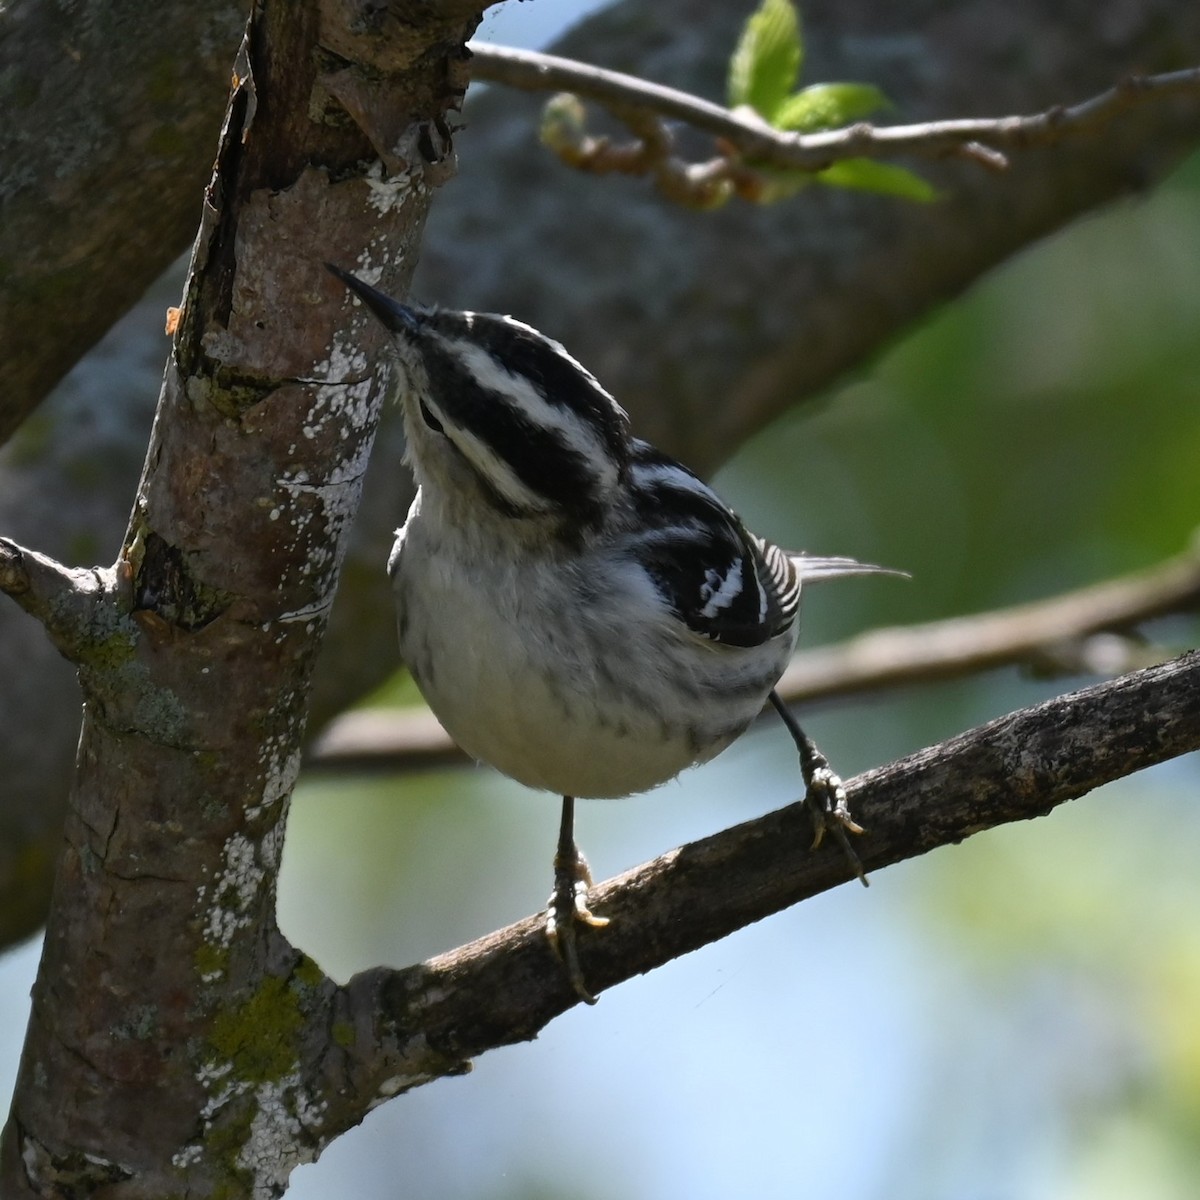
300,651,1200,1141
781,543,1200,701
6,5,1200,949
307,548,1200,774
469,41,1200,173
0,539,129,660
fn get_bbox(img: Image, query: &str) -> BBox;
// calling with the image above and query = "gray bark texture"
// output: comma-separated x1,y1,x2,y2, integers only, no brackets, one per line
0,0,482,1192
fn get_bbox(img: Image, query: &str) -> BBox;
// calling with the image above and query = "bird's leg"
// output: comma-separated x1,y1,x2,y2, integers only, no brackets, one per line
545,795,610,1005
768,690,868,887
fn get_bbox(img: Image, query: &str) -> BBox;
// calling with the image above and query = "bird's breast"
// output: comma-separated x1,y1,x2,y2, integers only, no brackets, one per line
389,519,793,798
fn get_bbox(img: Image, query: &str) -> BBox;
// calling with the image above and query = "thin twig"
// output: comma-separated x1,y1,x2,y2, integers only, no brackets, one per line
306,548,1200,773
469,42,1200,172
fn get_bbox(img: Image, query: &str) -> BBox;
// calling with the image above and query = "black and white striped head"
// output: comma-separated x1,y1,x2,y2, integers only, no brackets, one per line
329,266,631,529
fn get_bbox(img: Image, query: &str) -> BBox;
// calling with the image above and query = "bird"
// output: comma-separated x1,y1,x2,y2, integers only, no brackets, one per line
328,264,897,1003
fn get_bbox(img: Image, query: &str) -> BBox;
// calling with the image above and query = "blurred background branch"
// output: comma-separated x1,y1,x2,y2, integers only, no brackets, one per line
307,544,1200,774
0,0,248,441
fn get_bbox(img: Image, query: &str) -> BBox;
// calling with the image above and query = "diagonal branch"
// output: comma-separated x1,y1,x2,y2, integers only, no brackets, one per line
306,548,1200,774
310,651,1200,1132
470,41,1200,172
0,0,248,444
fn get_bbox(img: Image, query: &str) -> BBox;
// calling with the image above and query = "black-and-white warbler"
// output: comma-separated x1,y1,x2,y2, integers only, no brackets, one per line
329,265,895,1002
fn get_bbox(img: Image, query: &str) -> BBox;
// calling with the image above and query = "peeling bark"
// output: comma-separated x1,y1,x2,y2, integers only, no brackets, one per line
0,1,481,1193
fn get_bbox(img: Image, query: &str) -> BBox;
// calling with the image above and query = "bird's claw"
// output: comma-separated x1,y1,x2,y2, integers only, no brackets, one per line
803,763,867,886
768,692,868,884
546,844,609,1005
805,764,864,847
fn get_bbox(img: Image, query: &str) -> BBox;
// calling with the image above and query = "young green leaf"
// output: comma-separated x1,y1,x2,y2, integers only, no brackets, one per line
772,82,890,133
728,0,804,118
816,158,936,201
539,93,588,155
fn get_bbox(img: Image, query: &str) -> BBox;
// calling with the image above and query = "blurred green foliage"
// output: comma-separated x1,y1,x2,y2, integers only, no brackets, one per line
725,152,1200,623
716,148,1200,1198
285,150,1200,1200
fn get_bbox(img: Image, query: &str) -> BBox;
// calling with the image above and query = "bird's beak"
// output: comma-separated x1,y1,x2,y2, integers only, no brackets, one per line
325,263,422,334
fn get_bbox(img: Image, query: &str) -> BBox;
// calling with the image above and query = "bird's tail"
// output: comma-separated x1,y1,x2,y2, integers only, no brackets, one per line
789,553,909,583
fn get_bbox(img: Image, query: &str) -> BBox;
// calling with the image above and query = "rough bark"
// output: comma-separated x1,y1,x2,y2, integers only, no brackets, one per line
319,650,1200,1064
219,651,1200,1158
0,0,481,1193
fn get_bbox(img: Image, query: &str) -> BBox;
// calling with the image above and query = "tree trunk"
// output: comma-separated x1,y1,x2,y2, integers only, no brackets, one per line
0,0,481,1191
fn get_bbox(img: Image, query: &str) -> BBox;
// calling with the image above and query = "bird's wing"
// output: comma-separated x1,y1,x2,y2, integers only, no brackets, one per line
624,444,797,648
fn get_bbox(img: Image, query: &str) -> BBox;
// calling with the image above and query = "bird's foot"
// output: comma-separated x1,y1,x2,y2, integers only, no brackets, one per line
768,692,868,885
545,840,609,1005
802,761,867,886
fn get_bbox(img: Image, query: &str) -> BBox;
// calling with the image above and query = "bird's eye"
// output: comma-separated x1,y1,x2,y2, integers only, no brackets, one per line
419,399,445,434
